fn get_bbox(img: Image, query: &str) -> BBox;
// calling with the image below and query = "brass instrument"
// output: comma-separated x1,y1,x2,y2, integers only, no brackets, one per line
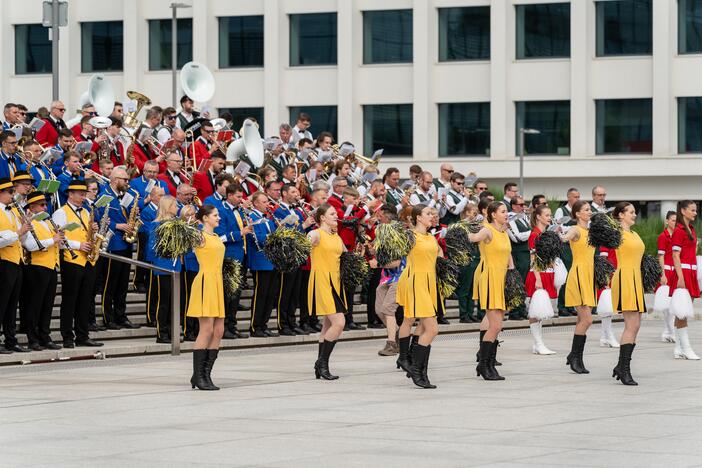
45,217,78,260
123,91,152,130
9,202,43,263
123,193,142,244
193,195,203,208
87,206,110,262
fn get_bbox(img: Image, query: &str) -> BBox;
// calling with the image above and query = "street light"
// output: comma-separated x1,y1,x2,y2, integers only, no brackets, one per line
518,127,541,195
170,2,192,108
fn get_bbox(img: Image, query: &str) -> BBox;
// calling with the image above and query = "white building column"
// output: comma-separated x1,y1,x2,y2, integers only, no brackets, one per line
490,0,508,159
412,0,430,160
122,0,139,93
570,0,588,158
263,0,281,137
336,0,353,144
652,0,673,157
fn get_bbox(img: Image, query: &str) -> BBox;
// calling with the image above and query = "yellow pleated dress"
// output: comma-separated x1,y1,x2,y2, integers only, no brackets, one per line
475,224,512,311
565,226,597,307
471,220,489,302
396,232,440,318
308,229,347,316
611,230,646,313
186,232,226,318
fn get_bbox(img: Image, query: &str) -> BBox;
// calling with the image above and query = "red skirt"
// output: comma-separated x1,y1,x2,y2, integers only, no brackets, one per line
667,268,700,298
525,271,557,298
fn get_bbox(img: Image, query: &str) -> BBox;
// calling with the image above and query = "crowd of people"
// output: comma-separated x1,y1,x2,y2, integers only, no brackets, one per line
0,98,699,390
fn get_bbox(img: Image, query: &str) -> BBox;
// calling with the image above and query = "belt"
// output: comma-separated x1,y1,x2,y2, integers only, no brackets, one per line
664,264,697,271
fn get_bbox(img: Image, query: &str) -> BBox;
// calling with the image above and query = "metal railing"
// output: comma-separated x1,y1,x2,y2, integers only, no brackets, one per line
99,252,182,355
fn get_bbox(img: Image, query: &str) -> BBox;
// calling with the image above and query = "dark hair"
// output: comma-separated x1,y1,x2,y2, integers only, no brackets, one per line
409,164,422,175
676,200,697,240
297,137,313,147
479,190,494,200
510,196,523,206
64,151,81,162
264,180,281,191
58,128,73,139
665,210,676,220
210,149,226,160
530,203,551,227
180,95,193,105
477,197,491,216
316,131,333,146
567,187,579,195
410,204,429,225
214,173,234,188
611,202,633,222
281,183,296,195
382,167,399,183
314,202,334,224
473,178,487,188
486,201,504,223
0,131,15,144
225,183,243,197
531,194,546,207
297,112,311,123
449,172,465,183
504,182,517,192
571,200,589,221
379,204,397,220
196,204,216,221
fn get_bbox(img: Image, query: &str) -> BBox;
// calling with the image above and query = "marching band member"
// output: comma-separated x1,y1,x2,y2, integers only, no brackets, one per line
507,196,531,320
57,152,85,205
158,152,187,196
502,183,519,210
0,131,28,179
35,101,67,148
23,140,52,185
457,203,481,324
130,160,169,208
155,107,177,144
102,117,126,168
292,113,313,142
175,95,200,130
204,173,233,208
410,171,445,217
68,103,96,136
432,164,453,191
597,246,620,348
139,186,164,305
590,185,608,214
2,103,20,130
191,120,219,163
11,171,34,208
657,211,677,343
374,205,403,355
192,150,226,201
383,167,408,214
74,116,102,153
180,204,200,342
441,172,471,225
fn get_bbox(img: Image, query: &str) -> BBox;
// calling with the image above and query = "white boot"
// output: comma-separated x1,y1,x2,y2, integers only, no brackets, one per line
530,321,556,355
599,316,620,348
661,310,676,343
675,327,700,360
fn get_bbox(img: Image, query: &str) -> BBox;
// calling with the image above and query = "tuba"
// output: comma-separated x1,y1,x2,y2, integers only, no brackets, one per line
180,61,215,103
88,74,115,117
226,119,264,168
123,91,152,130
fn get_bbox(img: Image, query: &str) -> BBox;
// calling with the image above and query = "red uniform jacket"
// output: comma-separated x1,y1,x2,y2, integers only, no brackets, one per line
190,138,212,168
71,123,82,140
335,203,367,251
191,170,217,201
35,118,65,147
158,170,186,196
131,142,153,174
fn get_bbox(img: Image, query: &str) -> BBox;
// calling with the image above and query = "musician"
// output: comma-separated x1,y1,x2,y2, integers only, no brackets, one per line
51,180,103,347
111,102,123,120
85,178,99,206
365,179,386,205
24,140,53,188
502,182,519,210
98,167,140,330
292,112,313,142
507,196,531,321
410,171,444,216
133,185,164,297
383,167,409,213
327,160,350,187
11,171,34,208
408,164,423,184
130,160,168,208
247,191,280,338
192,150,225,201
280,164,297,185
473,179,489,199
56,152,84,205
35,100,67,148
297,188,328,333
158,152,187,196
203,173,233,208
2,103,20,130
155,107,177,144
591,185,608,214
102,117,126,168
279,123,293,148
50,128,76,175
0,131,28,179
175,95,200,129
176,183,195,210
264,180,282,206
433,164,454,191
440,172,471,225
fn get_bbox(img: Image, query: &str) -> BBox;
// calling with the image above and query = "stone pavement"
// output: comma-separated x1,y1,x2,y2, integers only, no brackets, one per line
2,320,702,468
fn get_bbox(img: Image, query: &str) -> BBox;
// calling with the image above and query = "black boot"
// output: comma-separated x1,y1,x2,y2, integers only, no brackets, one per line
408,334,419,366
476,330,501,366
396,336,411,373
408,344,434,388
421,345,437,389
489,340,505,380
566,334,589,374
318,341,323,359
613,343,638,386
190,349,214,390
476,341,502,380
203,349,220,390
315,340,339,380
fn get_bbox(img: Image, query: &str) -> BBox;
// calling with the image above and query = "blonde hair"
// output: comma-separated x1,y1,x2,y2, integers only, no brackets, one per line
156,195,177,222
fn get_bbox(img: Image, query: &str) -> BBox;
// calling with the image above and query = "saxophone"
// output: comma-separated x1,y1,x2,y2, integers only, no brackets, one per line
87,206,110,263
123,193,143,244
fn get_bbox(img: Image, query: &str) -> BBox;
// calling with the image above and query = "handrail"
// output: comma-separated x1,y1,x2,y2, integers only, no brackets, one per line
99,252,182,355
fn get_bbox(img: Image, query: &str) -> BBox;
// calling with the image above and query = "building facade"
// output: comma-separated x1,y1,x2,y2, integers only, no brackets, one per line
1,0,701,205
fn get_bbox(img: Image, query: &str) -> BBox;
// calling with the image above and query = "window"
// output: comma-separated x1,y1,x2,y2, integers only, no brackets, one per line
15,24,52,74
289,13,337,66
678,97,702,153
438,7,490,61
515,101,571,155
148,19,192,71
438,103,490,156
81,21,123,72
596,0,652,56
679,0,702,53
289,106,338,140
219,16,264,68
217,107,264,135
363,10,412,64
363,104,413,156
516,3,570,59
596,99,652,154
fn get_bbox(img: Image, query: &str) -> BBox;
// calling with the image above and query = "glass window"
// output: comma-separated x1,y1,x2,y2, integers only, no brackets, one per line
515,101,571,155
81,21,123,72
15,24,52,74
362,9,413,64
148,19,192,71
363,104,413,156
679,0,702,53
217,107,264,135
438,103,490,156
438,7,490,61
596,0,652,56
596,99,652,154
289,106,338,140
677,97,702,153
219,16,264,68
516,3,570,59
289,13,337,66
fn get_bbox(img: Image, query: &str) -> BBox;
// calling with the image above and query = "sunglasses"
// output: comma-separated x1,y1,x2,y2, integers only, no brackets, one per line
55,108,66,112
166,115,176,119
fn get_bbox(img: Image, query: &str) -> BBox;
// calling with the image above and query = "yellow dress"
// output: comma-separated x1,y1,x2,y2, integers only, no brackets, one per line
565,226,597,307
308,229,347,316
471,220,488,302
396,232,440,318
612,230,646,313
476,224,511,311
186,232,226,318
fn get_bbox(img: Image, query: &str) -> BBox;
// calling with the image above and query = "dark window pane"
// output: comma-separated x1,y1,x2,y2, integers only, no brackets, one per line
289,13,337,66
515,101,571,155
363,10,412,64
148,19,192,71
596,99,652,154
439,7,490,61
679,0,702,53
516,3,570,59
438,103,490,156
217,107,264,135
219,16,264,68
677,97,702,153
289,106,338,141
81,21,123,72
15,24,52,74
596,0,652,56
363,104,413,156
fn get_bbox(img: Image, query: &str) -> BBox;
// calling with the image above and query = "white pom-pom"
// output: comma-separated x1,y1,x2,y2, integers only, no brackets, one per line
697,256,702,290
554,258,567,289
528,288,554,320
597,289,614,317
653,285,671,313
670,288,694,319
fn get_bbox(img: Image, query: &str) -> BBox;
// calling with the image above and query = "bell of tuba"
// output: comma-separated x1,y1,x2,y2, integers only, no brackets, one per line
180,61,215,103
88,74,115,117
226,119,264,169
122,91,152,130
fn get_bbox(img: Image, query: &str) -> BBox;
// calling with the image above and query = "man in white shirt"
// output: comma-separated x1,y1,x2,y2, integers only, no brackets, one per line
291,112,313,143
503,182,519,211
591,185,608,214
410,171,446,218
175,96,200,129
441,172,471,225
432,163,454,191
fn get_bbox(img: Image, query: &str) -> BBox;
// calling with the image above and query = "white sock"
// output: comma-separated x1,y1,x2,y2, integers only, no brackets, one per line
529,322,541,346
601,316,613,340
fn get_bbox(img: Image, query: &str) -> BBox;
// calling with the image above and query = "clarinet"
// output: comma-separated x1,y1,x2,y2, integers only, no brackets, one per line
45,217,79,260
9,202,44,252
241,208,263,251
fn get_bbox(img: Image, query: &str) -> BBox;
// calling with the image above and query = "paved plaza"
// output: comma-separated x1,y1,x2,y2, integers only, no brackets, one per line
2,320,702,467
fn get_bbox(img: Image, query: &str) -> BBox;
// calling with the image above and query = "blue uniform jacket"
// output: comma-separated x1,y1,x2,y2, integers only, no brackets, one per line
203,192,224,209
130,176,168,210
139,202,158,233
246,209,275,271
0,152,27,179
56,169,85,206
145,220,181,276
215,202,246,263
97,184,136,252
273,202,305,232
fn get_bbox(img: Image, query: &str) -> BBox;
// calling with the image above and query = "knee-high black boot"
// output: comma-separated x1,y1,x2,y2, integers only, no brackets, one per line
396,336,411,372
489,340,505,380
421,345,437,389
408,334,419,364
315,340,339,380
476,341,502,380
566,334,589,374
203,349,220,390
476,330,502,366
408,344,435,388
613,343,637,386
191,349,214,390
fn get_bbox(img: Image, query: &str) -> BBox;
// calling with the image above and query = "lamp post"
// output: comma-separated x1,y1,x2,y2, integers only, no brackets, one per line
170,3,192,108
518,128,541,195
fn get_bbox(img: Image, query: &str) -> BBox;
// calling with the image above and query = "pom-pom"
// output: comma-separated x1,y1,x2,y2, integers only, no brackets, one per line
597,289,613,317
222,258,244,300
534,230,562,271
454,219,484,234
263,227,311,273
670,288,694,319
340,251,370,289
653,285,671,313
588,213,622,249
436,257,459,298
594,255,616,290
641,254,662,293
374,221,415,266
527,288,554,320
444,224,473,267
155,219,202,259
554,258,568,289
505,269,526,309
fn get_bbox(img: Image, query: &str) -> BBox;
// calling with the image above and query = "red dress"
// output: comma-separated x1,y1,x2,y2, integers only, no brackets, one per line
670,223,700,298
596,246,618,300
525,227,557,298
657,229,677,290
